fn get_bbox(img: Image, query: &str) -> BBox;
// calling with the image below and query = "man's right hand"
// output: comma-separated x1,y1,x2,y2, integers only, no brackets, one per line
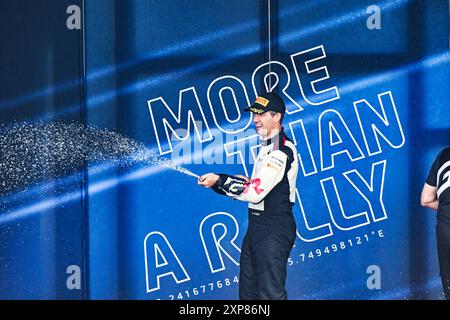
198,173,220,188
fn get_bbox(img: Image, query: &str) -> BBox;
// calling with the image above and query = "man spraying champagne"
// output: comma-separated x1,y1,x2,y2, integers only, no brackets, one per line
198,91,299,300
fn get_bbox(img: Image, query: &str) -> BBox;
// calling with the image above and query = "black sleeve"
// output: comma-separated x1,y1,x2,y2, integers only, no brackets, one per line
426,151,441,187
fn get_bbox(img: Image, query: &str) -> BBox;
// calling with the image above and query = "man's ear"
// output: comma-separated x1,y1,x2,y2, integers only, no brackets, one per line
275,112,282,123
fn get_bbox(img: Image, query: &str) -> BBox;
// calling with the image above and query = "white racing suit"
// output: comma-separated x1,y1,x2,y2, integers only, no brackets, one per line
212,128,298,300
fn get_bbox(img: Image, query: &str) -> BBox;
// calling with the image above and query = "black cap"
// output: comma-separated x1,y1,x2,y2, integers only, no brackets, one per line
244,92,286,114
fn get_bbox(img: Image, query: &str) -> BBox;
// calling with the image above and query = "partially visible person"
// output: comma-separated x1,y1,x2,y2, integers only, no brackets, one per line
421,147,450,300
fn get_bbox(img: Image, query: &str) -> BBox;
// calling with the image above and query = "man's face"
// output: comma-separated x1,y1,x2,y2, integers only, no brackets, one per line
253,112,279,138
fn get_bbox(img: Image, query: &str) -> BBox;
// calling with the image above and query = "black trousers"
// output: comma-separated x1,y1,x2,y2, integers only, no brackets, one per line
437,217,450,300
238,223,296,300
